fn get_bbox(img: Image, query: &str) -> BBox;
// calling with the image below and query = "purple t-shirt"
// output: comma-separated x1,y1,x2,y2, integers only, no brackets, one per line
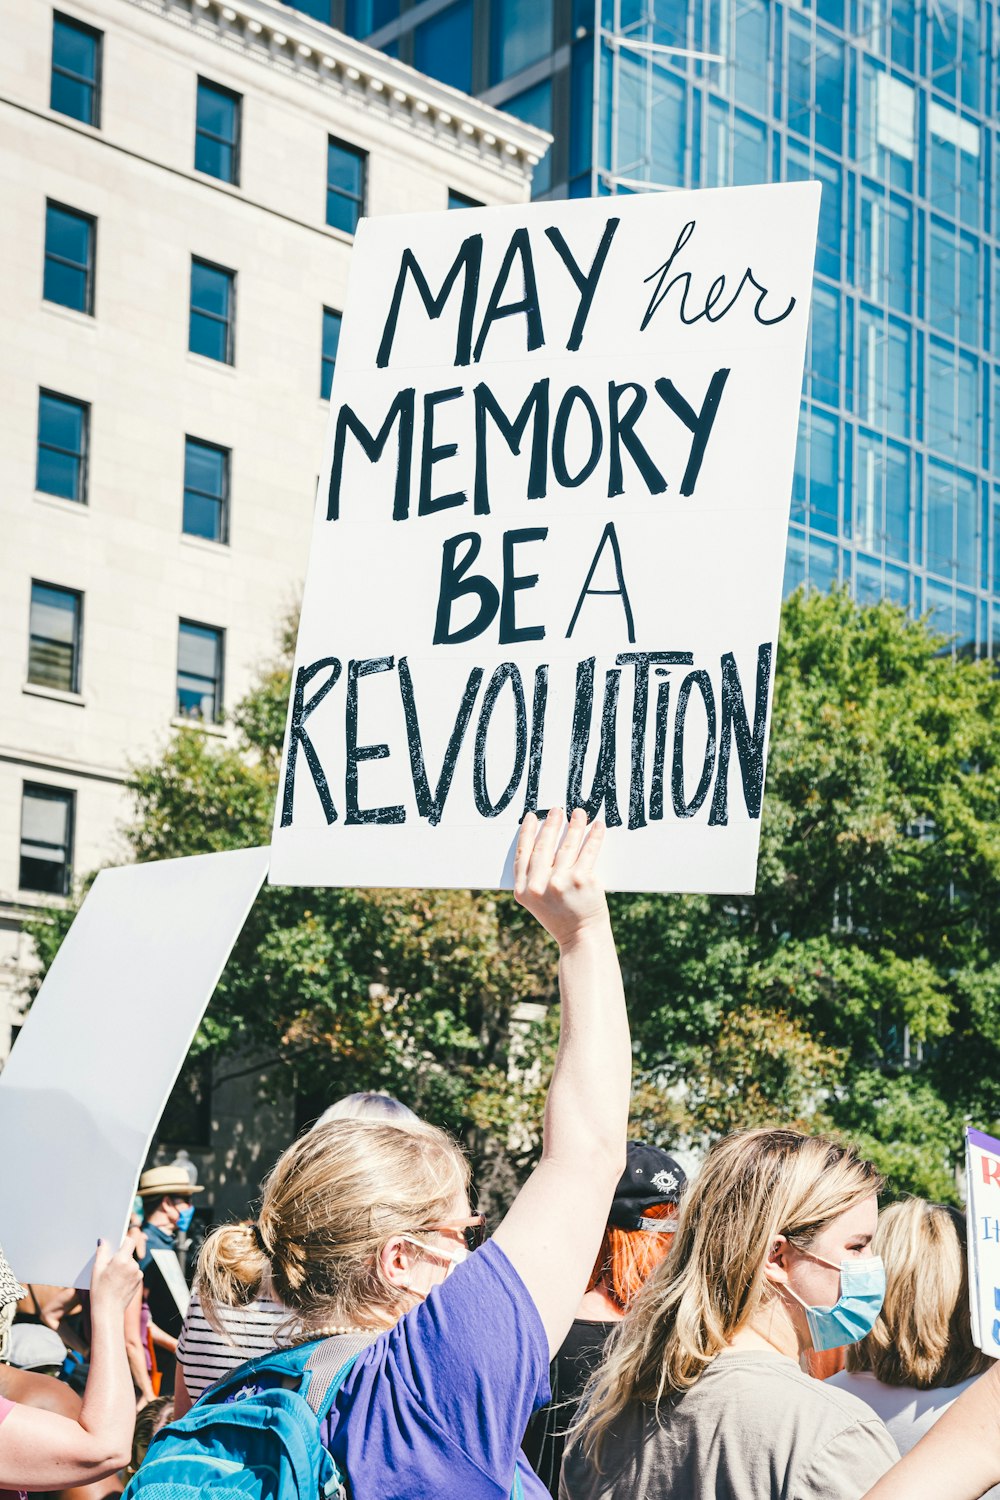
322,1240,551,1500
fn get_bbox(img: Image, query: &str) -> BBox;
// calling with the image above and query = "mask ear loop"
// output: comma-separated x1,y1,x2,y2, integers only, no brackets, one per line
395,1235,468,1303
400,1235,467,1268
772,1237,839,1316
780,1280,814,1314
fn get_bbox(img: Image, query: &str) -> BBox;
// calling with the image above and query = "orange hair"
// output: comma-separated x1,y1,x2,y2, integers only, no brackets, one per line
587,1201,676,1310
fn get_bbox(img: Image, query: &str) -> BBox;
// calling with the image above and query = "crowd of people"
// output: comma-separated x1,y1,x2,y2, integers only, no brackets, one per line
2,807,1000,1499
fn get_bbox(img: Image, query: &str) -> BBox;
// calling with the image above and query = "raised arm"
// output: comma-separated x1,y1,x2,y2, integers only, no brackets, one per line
492,807,630,1357
862,1361,1000,1500
0,1240,140,1490
123,1284,154,1406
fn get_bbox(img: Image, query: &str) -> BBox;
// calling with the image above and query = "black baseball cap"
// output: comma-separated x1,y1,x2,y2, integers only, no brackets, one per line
609,1141,687,1231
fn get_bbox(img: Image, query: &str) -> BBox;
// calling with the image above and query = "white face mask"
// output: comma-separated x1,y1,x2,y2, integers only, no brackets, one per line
396,1235,469,1300
400,1235,469,1271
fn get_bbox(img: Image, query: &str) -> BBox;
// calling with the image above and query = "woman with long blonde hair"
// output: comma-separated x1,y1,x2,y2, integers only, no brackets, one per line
562,1128,899,1500
184,808,631,1500
827,1200,994,1460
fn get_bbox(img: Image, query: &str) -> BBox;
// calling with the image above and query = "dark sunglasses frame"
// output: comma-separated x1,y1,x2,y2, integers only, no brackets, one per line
421,1214,487,1252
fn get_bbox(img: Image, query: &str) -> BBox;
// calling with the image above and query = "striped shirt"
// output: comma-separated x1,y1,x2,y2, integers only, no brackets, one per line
177,1286,287,1399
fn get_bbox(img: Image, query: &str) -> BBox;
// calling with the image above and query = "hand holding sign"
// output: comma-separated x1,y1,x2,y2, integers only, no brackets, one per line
89,1238,143,1318
513,807,607,948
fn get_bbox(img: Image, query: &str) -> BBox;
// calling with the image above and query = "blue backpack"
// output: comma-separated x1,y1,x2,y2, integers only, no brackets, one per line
124,1341,360,1500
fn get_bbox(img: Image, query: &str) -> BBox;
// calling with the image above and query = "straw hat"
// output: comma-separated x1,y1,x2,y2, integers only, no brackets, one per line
136,1167,204,1198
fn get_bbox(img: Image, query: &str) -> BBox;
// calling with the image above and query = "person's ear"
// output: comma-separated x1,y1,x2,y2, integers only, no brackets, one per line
762,1235,791,1287
378,1236,418,1291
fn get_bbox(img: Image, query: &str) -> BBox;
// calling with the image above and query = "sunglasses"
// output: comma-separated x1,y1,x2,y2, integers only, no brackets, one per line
420,1214,487,1252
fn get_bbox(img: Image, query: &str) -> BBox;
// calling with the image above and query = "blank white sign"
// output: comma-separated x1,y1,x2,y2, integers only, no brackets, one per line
0,847,269,1288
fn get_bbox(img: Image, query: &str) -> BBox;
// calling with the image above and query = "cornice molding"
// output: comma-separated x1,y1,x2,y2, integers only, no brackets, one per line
128,0,552,182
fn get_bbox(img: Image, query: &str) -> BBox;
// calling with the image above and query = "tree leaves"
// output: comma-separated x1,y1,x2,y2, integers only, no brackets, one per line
618,590,1000,1198
26,591,1000,1210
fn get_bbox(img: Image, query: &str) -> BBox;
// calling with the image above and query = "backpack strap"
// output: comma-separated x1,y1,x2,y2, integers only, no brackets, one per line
193,1338,327,1408
302,1331,381,1418
312,1351,362,1423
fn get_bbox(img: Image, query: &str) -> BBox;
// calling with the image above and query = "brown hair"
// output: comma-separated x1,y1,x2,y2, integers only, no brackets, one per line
197,1119,469,1336
129,1397,174,1475
846,1198,992,1389
576,1128,884,1458
587,1202,677,1311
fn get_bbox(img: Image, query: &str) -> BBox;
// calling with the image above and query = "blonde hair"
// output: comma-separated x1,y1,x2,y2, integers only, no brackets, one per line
578,1128,883,1458
846,1198,991,1389
198,1119,469,1336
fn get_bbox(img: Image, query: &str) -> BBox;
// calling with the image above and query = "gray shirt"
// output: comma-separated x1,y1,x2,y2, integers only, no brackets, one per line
560,1350,899,1500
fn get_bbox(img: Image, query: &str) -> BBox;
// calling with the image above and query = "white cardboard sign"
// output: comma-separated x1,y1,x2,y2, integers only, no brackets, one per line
270,183,820,894
0,847,269,1288
150,1248,191,1319
966,1126,1000,1356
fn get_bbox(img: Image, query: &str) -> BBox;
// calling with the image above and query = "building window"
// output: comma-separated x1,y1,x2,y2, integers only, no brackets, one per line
502,80,554,196
51,12,102,126
189,257,235,363
158,1054,214,1147
44,202,95,314
28,581,82,694
345,0,398,32
858,191,912,317
448,189,483,210
183,437,230,543
195,79,241,184
36,390,88,503
284,0,335,20
20,784,75,896
326,139,366,235
321,308,342,400
490,0,553,84
414,0,473,93
177,620,224,722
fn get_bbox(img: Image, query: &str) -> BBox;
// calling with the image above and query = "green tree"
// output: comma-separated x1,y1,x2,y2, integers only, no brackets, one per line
26,591,1000,1205
617,589,1000,1199
120,626,556,1211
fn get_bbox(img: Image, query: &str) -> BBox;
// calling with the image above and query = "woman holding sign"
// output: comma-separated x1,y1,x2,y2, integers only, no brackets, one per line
0,1239,140,1495
562,1129,899,1500
192,806,629,1499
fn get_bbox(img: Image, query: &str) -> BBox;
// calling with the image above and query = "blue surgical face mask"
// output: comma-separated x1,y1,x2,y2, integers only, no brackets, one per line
785,1250,886,1352
175,1205,195,1234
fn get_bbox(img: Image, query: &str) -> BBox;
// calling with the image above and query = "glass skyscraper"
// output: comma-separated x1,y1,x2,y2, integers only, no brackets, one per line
289,0,997,654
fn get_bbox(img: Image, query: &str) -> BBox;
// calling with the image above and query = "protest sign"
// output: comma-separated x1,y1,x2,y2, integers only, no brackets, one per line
0,846,269,1288
966,1126,1000,1356
270,183,821,894
150,1248,191,1321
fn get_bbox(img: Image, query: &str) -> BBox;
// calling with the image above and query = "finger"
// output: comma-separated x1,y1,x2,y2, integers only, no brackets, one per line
553,806,588,869
525,806,564,887
574,817,607,874
513,812,538,894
